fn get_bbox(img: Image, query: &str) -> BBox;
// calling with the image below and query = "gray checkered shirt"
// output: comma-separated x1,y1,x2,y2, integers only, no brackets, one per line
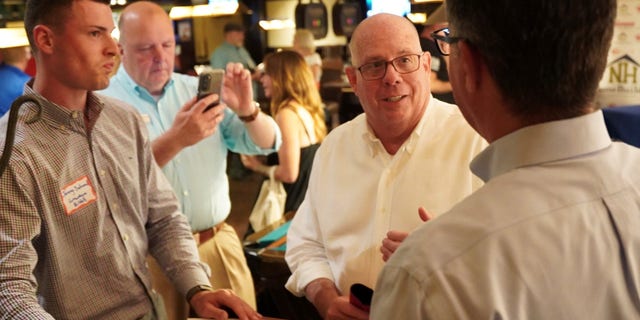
0,86,210,319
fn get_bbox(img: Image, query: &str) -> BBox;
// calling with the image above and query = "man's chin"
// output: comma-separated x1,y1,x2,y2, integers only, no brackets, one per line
92,78,111,91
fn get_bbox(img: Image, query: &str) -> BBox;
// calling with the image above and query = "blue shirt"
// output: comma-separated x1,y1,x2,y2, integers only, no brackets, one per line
99,67,281,231
210,41,256,71
0,63,31,116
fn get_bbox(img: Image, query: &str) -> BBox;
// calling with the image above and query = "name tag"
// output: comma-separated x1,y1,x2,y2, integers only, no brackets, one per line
61,176,97,216
140,114,151,124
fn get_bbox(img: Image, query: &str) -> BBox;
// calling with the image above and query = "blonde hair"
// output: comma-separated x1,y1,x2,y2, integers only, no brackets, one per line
264,50,326,141
292,29,316,55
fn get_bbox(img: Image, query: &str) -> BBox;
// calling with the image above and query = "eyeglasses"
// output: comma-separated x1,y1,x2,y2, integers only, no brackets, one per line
356,53,423,81
431,27,464,56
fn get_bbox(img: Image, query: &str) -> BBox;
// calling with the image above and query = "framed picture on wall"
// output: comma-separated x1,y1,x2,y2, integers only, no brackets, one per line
177,20,192,42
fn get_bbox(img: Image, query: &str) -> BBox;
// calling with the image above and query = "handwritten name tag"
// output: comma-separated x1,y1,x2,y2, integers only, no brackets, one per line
61,176,97,216
140,114,151,124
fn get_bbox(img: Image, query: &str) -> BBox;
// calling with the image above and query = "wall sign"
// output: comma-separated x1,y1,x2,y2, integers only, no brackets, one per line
597,0,640,107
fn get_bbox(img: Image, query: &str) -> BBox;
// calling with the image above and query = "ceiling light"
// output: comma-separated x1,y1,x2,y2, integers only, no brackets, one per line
0,28,29,49
169,2,239,19
406,13,427,24
258,19,296,30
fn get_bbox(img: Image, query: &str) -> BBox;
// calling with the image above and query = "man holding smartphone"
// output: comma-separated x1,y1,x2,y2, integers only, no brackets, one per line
100,1,281,319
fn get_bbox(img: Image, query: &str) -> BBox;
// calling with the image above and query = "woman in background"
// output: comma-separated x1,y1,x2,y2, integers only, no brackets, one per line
242,50,326,213
292,29,322,87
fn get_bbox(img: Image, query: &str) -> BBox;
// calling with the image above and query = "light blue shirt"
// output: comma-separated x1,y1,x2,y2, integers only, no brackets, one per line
210,41,256,71
100,67,281,231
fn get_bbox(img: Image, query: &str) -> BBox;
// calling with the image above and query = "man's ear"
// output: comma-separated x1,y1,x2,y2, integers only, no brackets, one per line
422,51,432,70
422,50,432,76
457,40,483,94
345,66,358,94
32,25,55,55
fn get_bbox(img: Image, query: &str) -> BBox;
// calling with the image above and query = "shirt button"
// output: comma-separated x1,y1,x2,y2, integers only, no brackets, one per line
100,170,106,177
71,111,79,119
123,234,129,241
183,191,189,196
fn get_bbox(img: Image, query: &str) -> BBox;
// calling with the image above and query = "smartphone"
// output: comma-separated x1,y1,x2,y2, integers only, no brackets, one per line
197,69,224,111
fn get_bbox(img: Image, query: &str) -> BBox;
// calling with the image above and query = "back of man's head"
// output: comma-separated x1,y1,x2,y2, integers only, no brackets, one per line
1,46,31,68
447,0,616,120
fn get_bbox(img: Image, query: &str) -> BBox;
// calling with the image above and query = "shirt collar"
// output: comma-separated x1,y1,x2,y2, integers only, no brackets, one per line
361,96,432,158
22,82,105,134
470,110,611,182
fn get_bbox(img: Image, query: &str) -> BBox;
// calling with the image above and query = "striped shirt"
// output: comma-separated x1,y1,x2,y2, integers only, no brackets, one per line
0,85,210,319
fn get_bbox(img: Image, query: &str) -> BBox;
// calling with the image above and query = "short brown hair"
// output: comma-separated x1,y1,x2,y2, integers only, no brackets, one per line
447,0,616,120
24,0,110,53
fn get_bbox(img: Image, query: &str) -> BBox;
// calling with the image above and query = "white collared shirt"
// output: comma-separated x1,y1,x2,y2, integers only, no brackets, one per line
285,97,487,296
373,111,640,319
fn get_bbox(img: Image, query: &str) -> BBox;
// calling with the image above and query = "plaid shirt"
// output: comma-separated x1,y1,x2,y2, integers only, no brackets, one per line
0,86,210,319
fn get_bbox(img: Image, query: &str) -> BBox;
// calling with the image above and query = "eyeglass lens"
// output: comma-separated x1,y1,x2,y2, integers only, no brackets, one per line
360,54,420,80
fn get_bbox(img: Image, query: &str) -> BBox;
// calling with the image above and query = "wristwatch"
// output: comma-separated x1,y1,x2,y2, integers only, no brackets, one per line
186,284,214,302
238,102,260,123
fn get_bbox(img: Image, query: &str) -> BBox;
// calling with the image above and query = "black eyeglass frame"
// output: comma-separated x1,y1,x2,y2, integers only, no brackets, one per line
355,53,424,81
431,27,464,56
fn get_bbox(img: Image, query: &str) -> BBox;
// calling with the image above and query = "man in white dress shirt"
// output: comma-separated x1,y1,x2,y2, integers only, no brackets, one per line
284,13,487,320
372,0,640,319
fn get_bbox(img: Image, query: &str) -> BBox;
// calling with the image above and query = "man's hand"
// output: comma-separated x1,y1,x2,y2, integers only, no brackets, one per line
306,279,369,320
152,94,225,167
324,295,370,320
168,95,224,148
222,62,254,116
189,288,261,320
380,207,431,262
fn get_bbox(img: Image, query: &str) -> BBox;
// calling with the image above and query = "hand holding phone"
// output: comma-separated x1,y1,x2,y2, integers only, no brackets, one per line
197,69,224,112
349,283,373,312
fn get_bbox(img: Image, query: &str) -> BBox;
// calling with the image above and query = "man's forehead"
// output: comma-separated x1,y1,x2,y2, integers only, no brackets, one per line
66,1,114,29
354,44,417,63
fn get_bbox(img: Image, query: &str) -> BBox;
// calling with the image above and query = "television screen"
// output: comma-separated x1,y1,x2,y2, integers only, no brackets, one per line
366,0,411,17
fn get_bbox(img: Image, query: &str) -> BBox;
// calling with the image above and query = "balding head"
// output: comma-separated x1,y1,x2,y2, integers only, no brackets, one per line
348,13,421,67
116,0,175,95
118,1,170,45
